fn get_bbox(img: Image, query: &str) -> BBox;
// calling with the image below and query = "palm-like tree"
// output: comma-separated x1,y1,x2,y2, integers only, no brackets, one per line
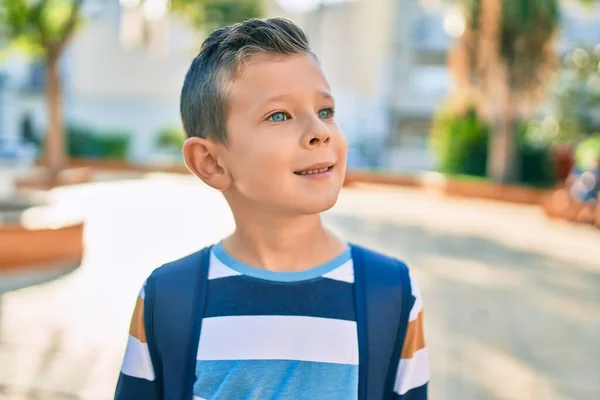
449,0,561,182
2,0,85,177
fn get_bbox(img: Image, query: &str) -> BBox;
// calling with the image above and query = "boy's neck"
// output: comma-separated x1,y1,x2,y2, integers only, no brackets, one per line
222,211,347,273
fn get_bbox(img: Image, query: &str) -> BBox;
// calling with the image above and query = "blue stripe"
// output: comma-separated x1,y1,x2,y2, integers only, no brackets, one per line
394,383,428,400
194,360,358,400
213,242,351,282
205,275,355,321
114,373,159,400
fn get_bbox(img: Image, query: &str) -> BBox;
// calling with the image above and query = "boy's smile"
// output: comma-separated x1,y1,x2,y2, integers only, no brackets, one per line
293,161,335,177
220,52,348,215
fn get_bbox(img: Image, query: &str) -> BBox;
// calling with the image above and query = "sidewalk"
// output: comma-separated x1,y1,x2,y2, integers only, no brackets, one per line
1,174,599,399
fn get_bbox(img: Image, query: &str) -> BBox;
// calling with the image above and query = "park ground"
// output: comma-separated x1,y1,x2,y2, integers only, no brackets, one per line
0,173,599,399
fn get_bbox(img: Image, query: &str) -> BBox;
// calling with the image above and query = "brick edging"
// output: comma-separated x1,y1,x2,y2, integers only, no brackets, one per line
344,171,552,205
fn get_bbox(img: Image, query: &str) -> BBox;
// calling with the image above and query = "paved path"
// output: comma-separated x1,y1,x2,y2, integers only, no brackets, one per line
1,174,599,399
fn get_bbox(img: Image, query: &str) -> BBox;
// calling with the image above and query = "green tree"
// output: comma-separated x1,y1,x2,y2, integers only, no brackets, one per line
0,0,262,177
1,0,85,176
449,0,560,182
171,0,262,33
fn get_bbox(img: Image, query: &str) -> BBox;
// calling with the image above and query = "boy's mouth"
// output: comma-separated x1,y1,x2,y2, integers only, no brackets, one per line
293,162,335,176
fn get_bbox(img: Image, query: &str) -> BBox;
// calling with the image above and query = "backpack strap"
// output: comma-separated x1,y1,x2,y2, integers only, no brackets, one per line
144,246,212,400
351,244,414,400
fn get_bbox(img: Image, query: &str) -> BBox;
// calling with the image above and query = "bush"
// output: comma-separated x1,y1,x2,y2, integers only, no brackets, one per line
67,123,131,160
518,140,556,187
430,103,556,187
155,127,186,150
430,104,489,177
575,134,600,169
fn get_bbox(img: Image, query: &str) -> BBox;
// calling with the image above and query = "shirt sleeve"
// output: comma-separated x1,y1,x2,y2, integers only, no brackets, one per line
114,282,160,400
393,274,429,399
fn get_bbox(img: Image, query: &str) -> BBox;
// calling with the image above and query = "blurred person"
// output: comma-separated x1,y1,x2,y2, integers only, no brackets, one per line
114,18,428,400
20,113,41,148
567,159,600,204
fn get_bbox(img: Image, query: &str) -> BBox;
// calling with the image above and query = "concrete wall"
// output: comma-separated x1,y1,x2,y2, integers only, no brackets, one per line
62,1,197,161
68,3,195,101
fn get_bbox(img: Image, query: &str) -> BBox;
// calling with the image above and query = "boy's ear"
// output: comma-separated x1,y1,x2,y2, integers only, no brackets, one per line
183,137,232,191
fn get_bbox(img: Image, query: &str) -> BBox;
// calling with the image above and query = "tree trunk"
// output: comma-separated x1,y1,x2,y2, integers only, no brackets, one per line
45,52,66,177
488,89,519,183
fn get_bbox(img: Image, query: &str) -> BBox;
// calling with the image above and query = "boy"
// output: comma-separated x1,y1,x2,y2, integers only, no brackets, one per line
115,18,428,400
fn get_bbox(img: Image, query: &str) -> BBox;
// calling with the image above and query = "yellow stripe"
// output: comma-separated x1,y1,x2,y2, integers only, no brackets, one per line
129,295,147,343
401,310,425,359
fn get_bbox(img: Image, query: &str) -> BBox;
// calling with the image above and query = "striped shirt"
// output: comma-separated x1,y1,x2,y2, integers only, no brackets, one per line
116,244,429,399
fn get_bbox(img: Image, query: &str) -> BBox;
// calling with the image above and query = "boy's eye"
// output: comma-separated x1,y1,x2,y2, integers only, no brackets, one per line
318,108,334,119
268,112,288,122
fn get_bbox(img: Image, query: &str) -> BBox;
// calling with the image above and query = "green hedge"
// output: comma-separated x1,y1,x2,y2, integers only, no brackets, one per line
155,127,186,150
430,104,556,187
67,123,131,160
431,106,489,177
518,140,556,187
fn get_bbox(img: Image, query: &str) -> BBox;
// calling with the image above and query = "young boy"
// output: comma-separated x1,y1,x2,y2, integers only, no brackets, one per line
115,18,428,400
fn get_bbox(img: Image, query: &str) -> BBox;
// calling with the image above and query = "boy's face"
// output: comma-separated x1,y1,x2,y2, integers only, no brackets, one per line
221,53,347,215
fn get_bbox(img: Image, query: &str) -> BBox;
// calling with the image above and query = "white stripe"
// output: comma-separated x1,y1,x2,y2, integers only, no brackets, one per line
121,335,155,381
197,316,358,365
322,259,354,283
140,283,146,300
409,275,423,321
208,252,241,280
394,348,430,395
193,397,207,400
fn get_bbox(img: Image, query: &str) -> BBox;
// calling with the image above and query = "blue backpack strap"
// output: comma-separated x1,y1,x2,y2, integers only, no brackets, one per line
144,246,212,400
351,244,414,400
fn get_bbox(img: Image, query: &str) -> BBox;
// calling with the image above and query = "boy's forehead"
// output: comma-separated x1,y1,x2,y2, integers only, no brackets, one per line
230,53,331,103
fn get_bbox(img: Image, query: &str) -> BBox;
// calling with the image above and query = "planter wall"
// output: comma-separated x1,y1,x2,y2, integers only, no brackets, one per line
345,171,551,205
16,167,94,190
0,222,84,271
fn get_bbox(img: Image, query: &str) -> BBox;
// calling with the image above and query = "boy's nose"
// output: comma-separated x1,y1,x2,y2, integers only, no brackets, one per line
301,120,331,149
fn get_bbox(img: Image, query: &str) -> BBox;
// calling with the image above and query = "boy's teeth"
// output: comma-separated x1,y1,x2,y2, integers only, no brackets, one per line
299,167,329,175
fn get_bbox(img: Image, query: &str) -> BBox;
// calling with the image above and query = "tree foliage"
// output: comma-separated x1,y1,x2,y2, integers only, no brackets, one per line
170,0,262,32
549,44,600,143
1,0,263,58
452,0,560,109
1,0,84,58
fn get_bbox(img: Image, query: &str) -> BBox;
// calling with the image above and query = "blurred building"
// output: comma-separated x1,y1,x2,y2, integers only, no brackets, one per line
1,0,599,168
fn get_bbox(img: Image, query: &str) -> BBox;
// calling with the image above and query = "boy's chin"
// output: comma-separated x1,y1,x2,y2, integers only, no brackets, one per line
293,193,340,215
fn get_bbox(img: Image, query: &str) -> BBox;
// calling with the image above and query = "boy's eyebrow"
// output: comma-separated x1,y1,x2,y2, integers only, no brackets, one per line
320,91,335,103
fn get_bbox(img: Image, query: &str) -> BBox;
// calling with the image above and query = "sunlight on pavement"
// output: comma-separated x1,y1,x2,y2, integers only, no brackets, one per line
1,174,599,399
